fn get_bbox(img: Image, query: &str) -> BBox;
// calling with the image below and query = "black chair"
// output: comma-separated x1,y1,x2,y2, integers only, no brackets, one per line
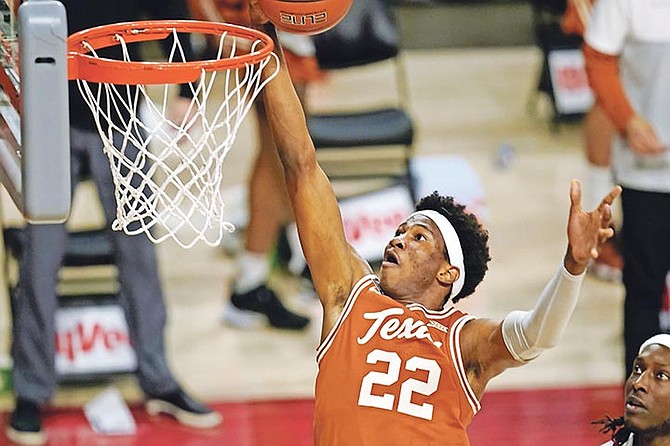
2,158,117,298
308,0,416,199
3,226,116,292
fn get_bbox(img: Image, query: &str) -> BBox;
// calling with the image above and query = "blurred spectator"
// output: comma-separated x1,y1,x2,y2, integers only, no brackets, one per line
189,0,322,331
584,0,670,377
6,1,222,445
562,0,623,282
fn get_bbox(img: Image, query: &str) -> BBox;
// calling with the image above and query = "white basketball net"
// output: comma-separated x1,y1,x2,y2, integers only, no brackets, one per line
76,28,278,248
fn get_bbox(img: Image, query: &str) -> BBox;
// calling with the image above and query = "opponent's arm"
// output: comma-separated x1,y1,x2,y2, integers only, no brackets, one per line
583,0,664,155
249,3,372,327
461,180,621,397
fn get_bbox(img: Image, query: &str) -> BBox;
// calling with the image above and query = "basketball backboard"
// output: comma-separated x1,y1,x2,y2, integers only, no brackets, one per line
0,0,70,223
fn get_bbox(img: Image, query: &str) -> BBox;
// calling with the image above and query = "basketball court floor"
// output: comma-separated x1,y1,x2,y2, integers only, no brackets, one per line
0,45,628,445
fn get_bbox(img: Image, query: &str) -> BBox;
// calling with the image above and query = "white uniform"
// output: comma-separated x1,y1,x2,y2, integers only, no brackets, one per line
599,432,634,445
585,0,670,192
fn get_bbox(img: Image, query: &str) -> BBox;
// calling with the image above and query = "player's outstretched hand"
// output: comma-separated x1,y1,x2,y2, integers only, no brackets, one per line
565,179,622,275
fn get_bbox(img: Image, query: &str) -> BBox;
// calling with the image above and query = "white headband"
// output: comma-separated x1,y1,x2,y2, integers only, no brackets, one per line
639,334,670,354
411,210,466,299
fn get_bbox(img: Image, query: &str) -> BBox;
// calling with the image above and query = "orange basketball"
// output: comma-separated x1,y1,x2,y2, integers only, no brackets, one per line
257,0,353,35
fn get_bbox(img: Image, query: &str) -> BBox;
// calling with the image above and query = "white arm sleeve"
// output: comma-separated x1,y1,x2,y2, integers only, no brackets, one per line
502,264,585,362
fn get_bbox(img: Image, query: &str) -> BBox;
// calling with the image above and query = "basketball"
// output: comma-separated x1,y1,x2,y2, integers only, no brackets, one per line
257,0,353,35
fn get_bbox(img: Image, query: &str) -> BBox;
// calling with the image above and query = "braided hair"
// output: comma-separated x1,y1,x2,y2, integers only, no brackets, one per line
415,192,490,304
592,415,632,445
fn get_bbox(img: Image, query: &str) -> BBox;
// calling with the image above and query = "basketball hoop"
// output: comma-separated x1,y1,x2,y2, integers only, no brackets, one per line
67,20,279,248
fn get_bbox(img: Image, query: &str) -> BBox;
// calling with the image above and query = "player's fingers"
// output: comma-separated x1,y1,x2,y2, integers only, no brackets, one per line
570,179,581,208
598,227,615,244
598,185,622,210
599,203,612,228
591,246,599,259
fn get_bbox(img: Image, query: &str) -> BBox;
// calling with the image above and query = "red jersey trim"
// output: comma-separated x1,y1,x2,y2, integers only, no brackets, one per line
449,315,481,415
315,274,377,365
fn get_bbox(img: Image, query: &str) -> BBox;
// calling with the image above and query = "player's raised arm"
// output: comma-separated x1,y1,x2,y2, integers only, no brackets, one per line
461,181,622,397
248,1,372,328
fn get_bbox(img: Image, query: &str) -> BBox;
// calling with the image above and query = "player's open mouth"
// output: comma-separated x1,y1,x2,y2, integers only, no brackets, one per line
383,249,399,265
625,395,647,413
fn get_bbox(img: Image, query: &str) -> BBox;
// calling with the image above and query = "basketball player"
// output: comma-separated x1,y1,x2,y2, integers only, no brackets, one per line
248,1,621,443
594,334,670,446
562,0,623,282
584,0,670,379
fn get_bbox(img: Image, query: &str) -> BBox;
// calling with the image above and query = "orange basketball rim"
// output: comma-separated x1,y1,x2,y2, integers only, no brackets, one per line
64,20,280,248
66,20,275,84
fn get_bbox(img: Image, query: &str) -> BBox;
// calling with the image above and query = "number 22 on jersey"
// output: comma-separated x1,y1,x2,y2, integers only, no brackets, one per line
357,348,441,420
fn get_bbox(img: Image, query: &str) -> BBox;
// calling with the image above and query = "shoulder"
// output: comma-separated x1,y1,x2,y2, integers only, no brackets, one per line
586,0,670,52
320,273,383,339
459,318,503,363
459,317,498,340
585,0,631,55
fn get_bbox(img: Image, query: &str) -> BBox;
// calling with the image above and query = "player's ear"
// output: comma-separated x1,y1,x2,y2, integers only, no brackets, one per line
437,265,460,288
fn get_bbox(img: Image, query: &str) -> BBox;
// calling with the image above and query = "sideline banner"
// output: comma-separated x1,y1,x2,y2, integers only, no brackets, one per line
548,49,594,115
339,184,414,262
338,155,488,263
55,299,137,378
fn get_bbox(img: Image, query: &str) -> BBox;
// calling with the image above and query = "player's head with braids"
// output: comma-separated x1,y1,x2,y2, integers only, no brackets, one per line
415,191,490,304
592,334,670,446
592,415,631,445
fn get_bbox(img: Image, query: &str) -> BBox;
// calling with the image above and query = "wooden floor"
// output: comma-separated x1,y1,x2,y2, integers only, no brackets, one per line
0,45,628,442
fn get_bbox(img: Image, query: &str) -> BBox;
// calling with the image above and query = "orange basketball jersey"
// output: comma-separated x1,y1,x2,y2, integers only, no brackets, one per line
314,275,481,446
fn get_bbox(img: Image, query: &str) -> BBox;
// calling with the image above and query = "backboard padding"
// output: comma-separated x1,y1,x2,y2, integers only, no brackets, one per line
19,0,70,222
0,0,70,223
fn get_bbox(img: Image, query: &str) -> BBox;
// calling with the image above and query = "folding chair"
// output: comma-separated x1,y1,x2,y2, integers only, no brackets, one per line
308,0,416,200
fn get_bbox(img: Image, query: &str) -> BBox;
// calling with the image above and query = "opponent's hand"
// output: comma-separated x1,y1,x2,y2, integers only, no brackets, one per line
564,179,622,275
625,115,665,155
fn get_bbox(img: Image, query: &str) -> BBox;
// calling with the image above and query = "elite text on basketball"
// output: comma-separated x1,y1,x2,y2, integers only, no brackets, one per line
279,11,327,26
